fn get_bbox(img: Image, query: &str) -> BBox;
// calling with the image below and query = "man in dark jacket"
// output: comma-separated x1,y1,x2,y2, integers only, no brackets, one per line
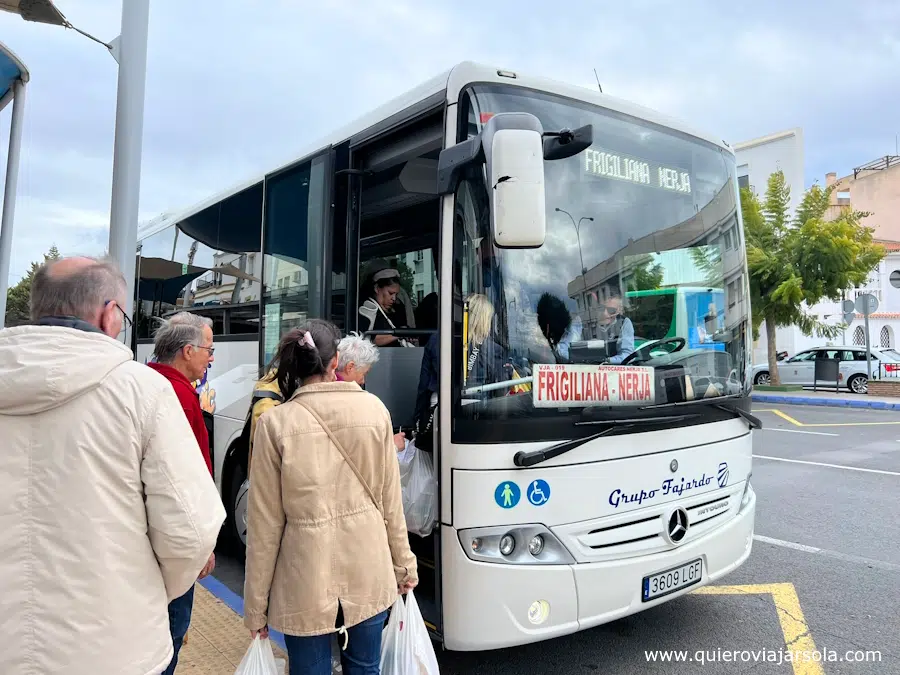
147,311,218,674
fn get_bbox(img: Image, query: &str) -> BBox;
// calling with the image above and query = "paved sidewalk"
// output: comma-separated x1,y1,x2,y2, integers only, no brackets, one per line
176,581,287,674
751,388,900,410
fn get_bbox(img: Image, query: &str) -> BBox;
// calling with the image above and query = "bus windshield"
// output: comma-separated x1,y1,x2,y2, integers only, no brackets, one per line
452,85,751,443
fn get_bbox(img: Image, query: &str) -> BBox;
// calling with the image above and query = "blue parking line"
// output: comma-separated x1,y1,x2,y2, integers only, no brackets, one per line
751,393,900,410
198,575,288,652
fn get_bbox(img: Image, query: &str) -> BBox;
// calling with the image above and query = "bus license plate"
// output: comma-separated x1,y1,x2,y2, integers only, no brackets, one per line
642,558,703,602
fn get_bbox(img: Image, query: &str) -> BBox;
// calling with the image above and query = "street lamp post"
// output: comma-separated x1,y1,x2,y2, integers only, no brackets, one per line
107,0,150,338
555,207,592,276
1,0,150,345
557,207,594,332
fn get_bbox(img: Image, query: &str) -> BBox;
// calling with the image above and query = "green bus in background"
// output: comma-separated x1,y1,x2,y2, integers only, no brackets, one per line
626,286,727,352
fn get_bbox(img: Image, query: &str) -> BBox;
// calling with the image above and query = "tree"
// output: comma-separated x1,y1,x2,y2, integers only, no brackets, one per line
4,245,62,327
690,245,723,287
743,171,884,385
391,257,416,303
627,257,665,291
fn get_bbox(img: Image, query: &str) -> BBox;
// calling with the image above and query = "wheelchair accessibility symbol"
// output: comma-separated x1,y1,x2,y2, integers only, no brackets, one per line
527,479,551,506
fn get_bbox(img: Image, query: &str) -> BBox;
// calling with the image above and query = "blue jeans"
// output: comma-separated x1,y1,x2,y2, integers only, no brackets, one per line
161,586,195,675
284,608,389,675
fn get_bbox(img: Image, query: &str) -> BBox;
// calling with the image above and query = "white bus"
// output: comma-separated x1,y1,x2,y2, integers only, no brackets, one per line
134,61,758,651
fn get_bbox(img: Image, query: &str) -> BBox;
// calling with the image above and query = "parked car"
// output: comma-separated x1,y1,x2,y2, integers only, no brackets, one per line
751,346,900,394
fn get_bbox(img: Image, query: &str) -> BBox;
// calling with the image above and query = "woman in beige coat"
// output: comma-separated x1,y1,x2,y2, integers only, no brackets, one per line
244,319,417,675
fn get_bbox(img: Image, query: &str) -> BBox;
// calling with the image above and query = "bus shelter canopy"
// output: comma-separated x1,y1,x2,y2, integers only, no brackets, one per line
136,255,260,305
0,41,28,111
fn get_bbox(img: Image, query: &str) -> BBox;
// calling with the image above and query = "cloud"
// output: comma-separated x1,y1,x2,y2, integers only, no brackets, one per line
0,0,897,285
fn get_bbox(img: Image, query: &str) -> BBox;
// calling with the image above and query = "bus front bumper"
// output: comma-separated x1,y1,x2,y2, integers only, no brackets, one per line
440,487,755,651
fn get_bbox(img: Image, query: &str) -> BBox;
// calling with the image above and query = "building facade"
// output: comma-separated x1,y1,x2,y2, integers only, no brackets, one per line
734,129,805,214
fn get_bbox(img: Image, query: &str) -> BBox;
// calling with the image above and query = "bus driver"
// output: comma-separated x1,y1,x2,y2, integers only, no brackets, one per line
596,292,635,364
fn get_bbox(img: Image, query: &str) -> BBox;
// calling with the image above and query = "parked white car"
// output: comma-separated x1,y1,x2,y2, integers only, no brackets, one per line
751,346,900,394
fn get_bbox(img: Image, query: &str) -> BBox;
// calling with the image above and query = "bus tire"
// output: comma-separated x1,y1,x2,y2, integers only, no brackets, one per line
222,454,248,555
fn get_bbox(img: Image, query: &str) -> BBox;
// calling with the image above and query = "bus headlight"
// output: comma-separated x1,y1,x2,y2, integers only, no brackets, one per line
458,525,575,565
741,479,754,508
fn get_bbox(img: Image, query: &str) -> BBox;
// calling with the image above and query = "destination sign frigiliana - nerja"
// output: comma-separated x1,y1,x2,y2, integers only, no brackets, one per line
584,147,692,195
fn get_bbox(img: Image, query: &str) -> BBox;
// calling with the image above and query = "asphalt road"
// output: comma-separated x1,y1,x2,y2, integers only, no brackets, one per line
213,403,900,674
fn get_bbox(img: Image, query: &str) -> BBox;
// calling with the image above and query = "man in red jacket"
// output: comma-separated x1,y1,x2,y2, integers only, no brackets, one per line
147,311,218,675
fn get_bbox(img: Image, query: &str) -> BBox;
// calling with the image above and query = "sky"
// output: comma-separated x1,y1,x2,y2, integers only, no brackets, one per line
0,0,897,285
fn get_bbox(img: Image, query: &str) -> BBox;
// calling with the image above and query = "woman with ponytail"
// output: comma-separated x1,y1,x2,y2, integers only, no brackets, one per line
243,319,417,675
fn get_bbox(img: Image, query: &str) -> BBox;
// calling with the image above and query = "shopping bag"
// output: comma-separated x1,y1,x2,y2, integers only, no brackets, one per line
398,442,437,537
406,591,440,674
380,596,415,675
234,635,280,675
380,592,439,675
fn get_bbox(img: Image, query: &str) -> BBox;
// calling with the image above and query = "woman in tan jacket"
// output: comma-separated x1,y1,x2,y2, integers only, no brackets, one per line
244,319,417,675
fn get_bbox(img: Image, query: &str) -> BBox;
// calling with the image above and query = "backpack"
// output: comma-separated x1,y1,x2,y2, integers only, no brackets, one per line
242,389,285,466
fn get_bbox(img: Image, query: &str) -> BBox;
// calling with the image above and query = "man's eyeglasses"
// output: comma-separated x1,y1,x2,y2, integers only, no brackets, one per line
192,345,216,356
105,300,132,334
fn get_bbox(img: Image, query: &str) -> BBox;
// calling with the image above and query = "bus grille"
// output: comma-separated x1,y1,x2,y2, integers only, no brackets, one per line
550,484,744,563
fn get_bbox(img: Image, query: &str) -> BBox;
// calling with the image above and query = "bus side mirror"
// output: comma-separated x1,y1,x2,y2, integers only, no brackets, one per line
437,112,547,249
488,125,546,248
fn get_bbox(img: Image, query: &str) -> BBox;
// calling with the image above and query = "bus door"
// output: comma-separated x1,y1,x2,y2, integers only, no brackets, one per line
343,115,445,635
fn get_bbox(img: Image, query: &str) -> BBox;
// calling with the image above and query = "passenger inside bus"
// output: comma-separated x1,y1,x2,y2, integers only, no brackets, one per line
358,261,415,347
464,293,509,393
413,292,513,446
411,294,439,446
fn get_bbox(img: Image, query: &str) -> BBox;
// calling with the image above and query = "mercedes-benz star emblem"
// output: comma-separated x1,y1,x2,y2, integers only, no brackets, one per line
670,459,678,473
665,508,689,544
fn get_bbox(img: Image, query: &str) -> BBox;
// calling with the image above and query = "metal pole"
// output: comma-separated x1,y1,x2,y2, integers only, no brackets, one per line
0,79,26,328
841,291,846,345
107,0,150,344
864,311,872,383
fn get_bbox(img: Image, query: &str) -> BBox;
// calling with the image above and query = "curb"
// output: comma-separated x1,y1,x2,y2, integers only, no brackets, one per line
198,575,288,653
751,393,900,410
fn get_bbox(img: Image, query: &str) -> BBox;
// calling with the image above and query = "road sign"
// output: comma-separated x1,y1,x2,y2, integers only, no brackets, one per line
855,293,878,316
841,299,856,325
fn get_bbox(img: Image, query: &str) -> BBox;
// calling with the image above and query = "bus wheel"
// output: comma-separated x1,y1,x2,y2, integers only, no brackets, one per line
225,463,249,553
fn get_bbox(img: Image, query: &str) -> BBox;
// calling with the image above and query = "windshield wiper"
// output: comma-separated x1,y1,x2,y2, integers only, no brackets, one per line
712,400,763,429
639,395,763,430
513,414,697,468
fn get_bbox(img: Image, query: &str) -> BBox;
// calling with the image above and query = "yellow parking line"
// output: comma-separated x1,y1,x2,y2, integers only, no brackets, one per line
757,408,900,428
692,583,823,675
768,409,806,426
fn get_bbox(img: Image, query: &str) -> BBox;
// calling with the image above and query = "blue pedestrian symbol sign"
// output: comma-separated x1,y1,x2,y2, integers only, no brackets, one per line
494,481,521,509
527,479,551,506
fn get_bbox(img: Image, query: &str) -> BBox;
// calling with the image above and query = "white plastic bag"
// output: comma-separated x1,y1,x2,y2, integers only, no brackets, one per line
380,592,440,675
398,441,437,537
235,635,280,675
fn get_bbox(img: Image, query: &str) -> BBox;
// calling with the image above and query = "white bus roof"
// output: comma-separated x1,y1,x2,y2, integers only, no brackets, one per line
138,61,733,242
